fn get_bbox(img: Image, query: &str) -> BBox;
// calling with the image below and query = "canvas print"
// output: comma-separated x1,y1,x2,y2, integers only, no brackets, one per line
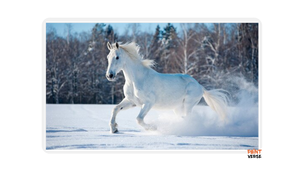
45,21,259,150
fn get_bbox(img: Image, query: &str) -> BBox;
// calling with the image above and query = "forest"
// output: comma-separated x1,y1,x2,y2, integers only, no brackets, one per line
46,23,258,105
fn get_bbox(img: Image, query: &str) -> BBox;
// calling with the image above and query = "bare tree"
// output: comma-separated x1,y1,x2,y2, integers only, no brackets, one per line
130,23,140,42
46,67,66,104
64,23,73,45
177,23,199,74
46,31,68,103
237,23,258,84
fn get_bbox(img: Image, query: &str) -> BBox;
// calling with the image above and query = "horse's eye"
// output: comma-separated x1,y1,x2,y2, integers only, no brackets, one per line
116,56,119,60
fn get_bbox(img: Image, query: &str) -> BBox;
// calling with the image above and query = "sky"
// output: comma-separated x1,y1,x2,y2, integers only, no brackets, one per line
46,23,183,37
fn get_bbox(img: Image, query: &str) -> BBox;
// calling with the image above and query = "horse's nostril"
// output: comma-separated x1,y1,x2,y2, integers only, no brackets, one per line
109,74,113,78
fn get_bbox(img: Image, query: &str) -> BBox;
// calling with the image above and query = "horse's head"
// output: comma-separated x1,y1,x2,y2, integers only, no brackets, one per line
106,42,124,81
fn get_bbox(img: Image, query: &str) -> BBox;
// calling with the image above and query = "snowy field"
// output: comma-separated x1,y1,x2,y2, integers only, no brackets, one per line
46,104,258,150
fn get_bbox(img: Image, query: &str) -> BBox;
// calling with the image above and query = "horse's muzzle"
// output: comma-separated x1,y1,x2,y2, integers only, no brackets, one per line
106,73,115,81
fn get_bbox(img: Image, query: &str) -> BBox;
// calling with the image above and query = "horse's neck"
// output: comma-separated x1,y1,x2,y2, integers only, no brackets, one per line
122,60,151,85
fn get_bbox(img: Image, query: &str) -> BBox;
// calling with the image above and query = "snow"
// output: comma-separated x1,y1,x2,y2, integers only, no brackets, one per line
46,104,258,150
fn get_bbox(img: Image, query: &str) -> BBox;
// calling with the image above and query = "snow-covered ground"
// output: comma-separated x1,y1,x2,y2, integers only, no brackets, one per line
46,104,258,150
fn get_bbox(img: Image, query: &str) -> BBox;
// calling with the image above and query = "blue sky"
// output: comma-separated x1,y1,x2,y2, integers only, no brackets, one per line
46,23,183,36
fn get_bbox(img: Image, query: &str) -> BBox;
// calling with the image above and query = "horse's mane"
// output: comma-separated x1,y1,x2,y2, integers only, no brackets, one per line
114,42,155,69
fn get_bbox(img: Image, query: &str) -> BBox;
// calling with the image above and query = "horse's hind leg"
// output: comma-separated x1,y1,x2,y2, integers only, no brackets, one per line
174,97,195,118
181,82,204,118
182,98,198,118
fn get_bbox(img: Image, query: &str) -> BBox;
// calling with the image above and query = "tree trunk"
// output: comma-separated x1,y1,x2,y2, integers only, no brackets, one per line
55,93,59,104
184,48,187,74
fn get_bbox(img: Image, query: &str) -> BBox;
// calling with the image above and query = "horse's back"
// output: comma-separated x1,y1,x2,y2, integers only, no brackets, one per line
157,73,199,87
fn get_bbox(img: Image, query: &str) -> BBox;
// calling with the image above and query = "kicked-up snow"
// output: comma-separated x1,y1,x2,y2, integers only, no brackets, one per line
45,104,258,150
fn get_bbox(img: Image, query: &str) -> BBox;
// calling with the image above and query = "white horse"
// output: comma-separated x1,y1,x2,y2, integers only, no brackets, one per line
106,42,228,133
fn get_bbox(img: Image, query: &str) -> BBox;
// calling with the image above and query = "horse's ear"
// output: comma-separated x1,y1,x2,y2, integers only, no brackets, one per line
107,42,112,50
116,42,119,49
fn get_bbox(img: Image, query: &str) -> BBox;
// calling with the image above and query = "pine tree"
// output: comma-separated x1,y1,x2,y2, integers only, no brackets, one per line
160,23,179,73
149,25,162,72
161,23,177,49
105,24,117,43
88,23,106,52
153,25,161,42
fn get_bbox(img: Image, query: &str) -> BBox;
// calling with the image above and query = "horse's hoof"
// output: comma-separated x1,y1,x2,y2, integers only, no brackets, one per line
111,128,118,133
110,123,118,133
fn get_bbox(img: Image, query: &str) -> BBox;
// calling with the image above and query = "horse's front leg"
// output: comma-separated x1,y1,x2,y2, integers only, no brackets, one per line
136,103,157,131
110,98,135,133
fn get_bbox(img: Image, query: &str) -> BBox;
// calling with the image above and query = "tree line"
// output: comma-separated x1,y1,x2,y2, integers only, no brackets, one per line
46,23,258,104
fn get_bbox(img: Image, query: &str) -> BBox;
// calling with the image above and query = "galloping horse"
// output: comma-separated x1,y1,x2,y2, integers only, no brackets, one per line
106,42,228,133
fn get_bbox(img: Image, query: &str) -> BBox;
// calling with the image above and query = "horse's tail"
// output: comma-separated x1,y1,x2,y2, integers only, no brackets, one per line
202,89,229,120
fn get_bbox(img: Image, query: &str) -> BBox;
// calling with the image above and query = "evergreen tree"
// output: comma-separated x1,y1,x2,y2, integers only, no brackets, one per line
161,23,177,49
105,24,117,43
149,25,162,71
153,25,161,42
160,23,179,73
93,23,106,38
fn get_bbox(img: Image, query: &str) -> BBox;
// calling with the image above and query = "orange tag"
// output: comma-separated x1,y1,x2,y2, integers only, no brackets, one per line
247,148,266,155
